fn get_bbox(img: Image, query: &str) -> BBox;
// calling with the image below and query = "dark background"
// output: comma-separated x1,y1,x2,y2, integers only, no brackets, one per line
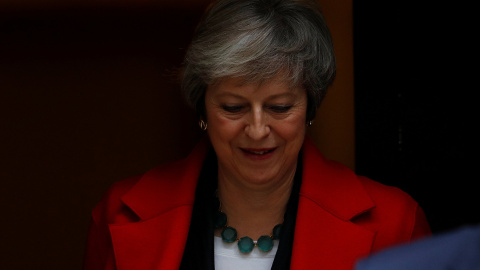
354,2,476,233
1,1,476,269
1,4,206,269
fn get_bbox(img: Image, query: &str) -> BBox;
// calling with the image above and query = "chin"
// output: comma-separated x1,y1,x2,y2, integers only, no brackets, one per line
238,166,285,186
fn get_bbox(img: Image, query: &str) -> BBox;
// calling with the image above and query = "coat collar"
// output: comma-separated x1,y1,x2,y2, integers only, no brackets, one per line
108,138,210,270
120,137,210,220
291,138,376,269
120,136,375,221
300,137,375,221
111,136,376,270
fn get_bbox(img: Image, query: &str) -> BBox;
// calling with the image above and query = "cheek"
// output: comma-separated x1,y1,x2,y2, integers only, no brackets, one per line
274,115,307,160
207,111,244,145
281,122,306,147
277,112,307,140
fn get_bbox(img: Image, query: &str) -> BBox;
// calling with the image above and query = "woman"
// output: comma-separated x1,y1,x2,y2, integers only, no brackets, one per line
84,0,431,269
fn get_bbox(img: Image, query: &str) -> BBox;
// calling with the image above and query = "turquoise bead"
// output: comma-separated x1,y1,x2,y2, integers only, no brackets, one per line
215,211,227,228
238,236,254,253
273,224,282,239
221,226,237,243
257,235,274,252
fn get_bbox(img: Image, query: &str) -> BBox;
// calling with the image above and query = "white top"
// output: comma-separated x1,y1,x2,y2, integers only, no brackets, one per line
214,236,279,270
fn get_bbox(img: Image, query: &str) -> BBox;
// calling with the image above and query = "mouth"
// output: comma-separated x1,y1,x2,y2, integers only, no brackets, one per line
240,148,276,155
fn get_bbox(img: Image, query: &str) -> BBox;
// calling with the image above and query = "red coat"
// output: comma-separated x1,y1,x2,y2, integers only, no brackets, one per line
84,137,431,270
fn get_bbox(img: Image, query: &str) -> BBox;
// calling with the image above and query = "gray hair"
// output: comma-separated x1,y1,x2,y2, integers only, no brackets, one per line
182,0,336,121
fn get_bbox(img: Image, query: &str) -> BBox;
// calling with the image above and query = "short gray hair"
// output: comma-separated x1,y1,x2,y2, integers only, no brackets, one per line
182,0,336,121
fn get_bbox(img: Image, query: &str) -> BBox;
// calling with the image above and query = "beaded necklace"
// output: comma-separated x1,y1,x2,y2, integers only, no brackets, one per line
214,196,282,253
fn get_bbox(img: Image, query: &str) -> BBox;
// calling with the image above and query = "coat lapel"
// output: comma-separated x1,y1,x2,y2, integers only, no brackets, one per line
291,138,377,270
109,206,193,270
108,139,210,270
292,199,376,269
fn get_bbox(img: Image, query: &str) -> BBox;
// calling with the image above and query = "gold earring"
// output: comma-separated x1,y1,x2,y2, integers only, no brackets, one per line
199,119,208,131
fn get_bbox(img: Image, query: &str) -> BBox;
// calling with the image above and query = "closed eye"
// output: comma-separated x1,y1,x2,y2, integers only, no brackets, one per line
268,105,293,113
221,105,244,113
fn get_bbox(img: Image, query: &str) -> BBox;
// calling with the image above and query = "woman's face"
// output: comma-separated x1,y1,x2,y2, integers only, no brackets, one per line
205,76,308,188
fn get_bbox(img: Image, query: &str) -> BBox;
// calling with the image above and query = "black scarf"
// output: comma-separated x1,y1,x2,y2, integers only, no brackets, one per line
179,150,302,270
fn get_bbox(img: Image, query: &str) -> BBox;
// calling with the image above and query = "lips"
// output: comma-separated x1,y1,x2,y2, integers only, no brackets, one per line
241,148,275,154
247,150,273,155
240,148,277,160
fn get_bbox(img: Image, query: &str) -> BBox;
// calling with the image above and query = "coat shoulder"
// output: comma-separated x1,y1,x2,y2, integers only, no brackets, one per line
354,175,431,251
91,175,143,225
357,176,418,209
90,153,201,226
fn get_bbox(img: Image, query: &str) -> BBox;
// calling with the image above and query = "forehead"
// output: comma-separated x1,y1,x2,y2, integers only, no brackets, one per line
208,75,304,97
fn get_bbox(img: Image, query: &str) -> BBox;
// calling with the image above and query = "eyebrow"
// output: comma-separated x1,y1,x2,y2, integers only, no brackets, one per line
214,92,245,99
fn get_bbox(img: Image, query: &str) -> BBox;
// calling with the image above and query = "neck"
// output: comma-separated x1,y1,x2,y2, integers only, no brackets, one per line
216,164,296,240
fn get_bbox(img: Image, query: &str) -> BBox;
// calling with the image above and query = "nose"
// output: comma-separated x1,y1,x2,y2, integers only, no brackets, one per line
244,107,270,140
